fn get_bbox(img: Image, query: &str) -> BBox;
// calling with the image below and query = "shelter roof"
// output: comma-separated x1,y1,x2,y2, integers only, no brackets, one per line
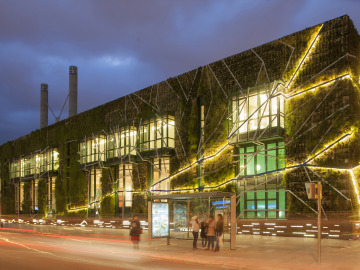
150,191,234,200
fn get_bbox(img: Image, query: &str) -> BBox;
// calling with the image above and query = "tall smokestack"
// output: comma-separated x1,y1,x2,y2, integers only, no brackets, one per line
40,83,48,129
69,65,78,117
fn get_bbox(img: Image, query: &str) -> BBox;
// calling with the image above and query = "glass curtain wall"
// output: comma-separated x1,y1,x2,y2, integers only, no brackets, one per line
238,175,286,219
151,157,170,194
89,169,102,209
9,149,60,179
238,141,285,176
80,136,106,165
47,176,56,214
237,140,286,219
40,150,59,173
139,115,175,152
230,83,285,143
10,161,21,178
118,164,133,208
106,126,137,160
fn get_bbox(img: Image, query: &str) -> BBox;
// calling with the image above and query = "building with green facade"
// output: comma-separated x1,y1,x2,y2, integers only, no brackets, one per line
1,15,360,231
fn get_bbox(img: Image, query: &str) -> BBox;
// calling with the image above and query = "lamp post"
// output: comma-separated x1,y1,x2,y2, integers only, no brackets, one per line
305,181,322,264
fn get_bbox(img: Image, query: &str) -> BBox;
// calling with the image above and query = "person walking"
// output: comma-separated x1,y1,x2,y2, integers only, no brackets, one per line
214,214,224,252
200,219,208,247
130,215,141,249
205,215,215,251
190,216,200,250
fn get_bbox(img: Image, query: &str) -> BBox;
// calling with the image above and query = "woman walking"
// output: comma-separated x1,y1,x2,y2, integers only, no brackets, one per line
190,216,200,250
205,215,215,251
214,214,224,252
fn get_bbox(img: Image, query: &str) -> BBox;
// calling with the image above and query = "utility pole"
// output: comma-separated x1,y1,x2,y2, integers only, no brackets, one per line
317,181,322,265
305,181,322,264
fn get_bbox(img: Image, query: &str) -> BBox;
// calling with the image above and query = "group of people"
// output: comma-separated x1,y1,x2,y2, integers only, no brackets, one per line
191,214,224,252
129,213,224,251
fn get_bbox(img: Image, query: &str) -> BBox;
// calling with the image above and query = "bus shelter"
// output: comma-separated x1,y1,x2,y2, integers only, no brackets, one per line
148,192,236,250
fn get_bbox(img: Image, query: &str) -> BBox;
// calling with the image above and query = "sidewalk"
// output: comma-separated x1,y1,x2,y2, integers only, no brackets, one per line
139,232,360,270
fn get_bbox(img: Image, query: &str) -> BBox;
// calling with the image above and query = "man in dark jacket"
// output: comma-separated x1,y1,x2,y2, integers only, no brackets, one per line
130,215,141,249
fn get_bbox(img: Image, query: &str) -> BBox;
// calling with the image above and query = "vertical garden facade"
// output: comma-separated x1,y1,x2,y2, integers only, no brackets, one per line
1,15,360,221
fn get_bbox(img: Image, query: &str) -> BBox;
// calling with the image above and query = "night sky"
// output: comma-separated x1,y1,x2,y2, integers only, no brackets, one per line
1,0,360,145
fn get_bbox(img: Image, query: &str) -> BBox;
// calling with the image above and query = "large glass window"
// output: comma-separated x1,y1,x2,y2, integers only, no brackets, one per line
15,182,24,213
119,164,133,207
107,126,137,160
120,126,137,157
89,169,102,208
23,157,31,177
10,149,58,179
139,115,175,152
151,157,170,194
40,149,59,173
230,82,285,143
47,177,56,214
238,175,286,219
79,135,106,165
106,132,117,160
10,160,21,178
238,141,285,176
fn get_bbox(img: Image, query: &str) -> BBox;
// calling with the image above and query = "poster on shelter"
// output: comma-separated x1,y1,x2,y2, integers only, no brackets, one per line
173,203,187,232
152,203,169,238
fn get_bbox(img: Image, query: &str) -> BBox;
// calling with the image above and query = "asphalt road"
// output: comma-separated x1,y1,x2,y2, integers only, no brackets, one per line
1,222,360,270
0,224,233,270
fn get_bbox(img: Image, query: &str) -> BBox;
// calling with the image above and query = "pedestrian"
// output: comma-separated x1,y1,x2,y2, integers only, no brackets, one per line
130,215,142,249
205,215,215,251
200,219,208,247
214,214,224,252
190,216,200,250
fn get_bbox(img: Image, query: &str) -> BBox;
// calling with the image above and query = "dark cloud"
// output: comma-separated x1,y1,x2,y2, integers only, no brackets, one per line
0,0,359,144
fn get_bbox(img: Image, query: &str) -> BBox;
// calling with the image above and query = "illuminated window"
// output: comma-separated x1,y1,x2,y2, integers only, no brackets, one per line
230,82,285,143
106,133,117,160
15,182,25,213
139,115,175,152
47,177,56,214
40,149,59,173
23,157,31,176
79,135,106,165
238,175,286,219
10,160,21,179
120,126,137,157
107,126,137,160
89,169,102,208
119,164,133,207
151,157,170,194
238,141,285,176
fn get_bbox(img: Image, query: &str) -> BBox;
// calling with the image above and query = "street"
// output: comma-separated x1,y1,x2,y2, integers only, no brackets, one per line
1,222,360,270
0,224,233,270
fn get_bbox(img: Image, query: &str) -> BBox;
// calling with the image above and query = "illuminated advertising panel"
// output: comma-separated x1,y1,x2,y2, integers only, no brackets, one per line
152,203,169,238
173,203,187,232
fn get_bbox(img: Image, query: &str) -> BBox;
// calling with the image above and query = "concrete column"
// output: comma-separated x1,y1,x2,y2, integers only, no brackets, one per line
40,83,48,129
69,66,78,117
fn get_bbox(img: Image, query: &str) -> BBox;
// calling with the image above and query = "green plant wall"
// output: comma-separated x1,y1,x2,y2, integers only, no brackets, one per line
22,182,31,214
